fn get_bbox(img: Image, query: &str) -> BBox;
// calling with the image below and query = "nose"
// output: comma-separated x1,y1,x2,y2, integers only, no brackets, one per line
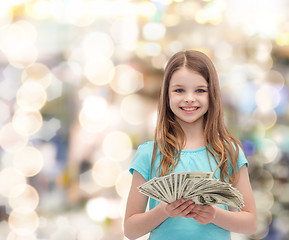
184,92,196,103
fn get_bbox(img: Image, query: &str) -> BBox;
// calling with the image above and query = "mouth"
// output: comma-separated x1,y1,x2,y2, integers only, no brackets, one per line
180,107,199,111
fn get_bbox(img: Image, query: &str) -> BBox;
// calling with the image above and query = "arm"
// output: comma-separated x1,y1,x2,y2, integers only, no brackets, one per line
186,165,258,235
211,165,258,234
124,170,195,239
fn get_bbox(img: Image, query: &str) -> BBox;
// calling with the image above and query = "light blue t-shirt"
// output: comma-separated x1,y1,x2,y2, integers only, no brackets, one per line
129,141,248,240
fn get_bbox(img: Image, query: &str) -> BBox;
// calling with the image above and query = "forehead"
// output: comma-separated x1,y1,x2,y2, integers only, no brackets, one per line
169,68,207,87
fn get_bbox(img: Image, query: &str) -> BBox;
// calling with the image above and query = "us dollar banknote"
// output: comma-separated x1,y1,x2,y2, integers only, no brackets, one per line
138,171,244,210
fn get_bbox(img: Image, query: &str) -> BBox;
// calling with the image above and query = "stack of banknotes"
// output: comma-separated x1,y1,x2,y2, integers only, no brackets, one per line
138,171,244,210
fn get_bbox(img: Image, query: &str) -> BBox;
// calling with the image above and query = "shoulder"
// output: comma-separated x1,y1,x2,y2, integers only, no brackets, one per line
129,141,155,181
136,141,154,152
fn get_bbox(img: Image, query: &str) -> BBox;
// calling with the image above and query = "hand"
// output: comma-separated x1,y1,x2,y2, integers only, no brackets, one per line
185,204,216,225
163,199,195,218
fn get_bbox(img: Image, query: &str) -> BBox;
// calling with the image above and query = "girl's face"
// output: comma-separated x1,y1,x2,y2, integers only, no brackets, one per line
168,67,209,128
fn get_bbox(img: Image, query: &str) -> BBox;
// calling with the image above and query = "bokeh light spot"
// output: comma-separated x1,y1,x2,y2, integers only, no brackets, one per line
16,82,47,111
120,94,148,125
110,64,144,95
102,131,132,162
8,184,39,210
0,168,26,197
0,123,28,152
92,159,121,187
12,110,43,136
12,146,44,177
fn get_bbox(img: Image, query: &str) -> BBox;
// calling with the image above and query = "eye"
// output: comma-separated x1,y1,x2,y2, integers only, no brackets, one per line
196,89,206,93
175,89,184,93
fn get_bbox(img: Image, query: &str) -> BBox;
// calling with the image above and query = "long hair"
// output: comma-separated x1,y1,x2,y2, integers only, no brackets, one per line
151,50,243,184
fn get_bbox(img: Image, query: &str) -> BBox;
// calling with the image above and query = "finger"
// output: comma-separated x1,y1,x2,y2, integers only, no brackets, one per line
191,205,212,214
169,198,186,209
172,200,194,216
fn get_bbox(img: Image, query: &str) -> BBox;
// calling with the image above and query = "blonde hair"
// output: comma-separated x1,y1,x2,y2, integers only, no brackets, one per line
151,50,243,184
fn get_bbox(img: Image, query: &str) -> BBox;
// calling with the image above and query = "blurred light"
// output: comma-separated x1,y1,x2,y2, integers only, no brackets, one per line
0,21,37,50
8,184,39,210
253,108,277,130
12,110,43,136
235,81,257,114
151,54,167,69
12,146,44,177
0,123,28,152
22,63,52,89
277,183,289,204
195,2,225,25
79,109,109,133
25,0,51,20
79,170,101,194
137,1,157,18
0,21,38,68
256,84,280,111
163,13,181,27
0,100,10,124
165,41,183,56
46,75,63,101
110,64,144,95
84,58,115,86
0,168,26,197
7,231,37,240
65,1,96,27
255,169,275,191
52,61,83,86
9,208,39,233
214,42,233,60
253,209,271,239
92,159,121,187
110,16,139,51
85,197,108,222
76,1,135,17
81,32,114,60
264,70,285,90
267,124,289,152
102,131,132,162
82,96,107,120
259,138,280,164
0,4,13,25
155,0,173,5
143,42,162,56
79,96,112,133
7,43,38,69
120,94,148,125
254,190,274,210
275,32,289,46
37,118,60,141
77,224,104,240
115,171,132,198
50,217,77,240
16,82,47,111
143,23,166,41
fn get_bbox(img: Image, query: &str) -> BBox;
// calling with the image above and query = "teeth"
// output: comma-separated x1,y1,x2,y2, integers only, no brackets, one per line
182,107,198,111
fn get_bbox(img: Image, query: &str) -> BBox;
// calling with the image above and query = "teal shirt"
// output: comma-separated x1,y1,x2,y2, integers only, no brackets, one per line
129,141,248,240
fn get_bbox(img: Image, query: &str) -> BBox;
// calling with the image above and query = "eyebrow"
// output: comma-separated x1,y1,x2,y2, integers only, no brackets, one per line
170,84,208,88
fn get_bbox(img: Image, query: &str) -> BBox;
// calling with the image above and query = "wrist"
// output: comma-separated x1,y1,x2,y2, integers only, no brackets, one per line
211,206,218,224
157,202,170,219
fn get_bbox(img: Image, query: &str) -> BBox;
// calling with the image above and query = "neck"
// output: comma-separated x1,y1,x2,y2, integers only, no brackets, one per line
178,120,205,150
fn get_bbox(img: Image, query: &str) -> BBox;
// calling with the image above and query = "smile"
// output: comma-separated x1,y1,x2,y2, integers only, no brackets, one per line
180,107,199,111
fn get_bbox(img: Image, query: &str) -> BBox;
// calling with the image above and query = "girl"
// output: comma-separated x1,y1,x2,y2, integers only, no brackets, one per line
124,50,257,240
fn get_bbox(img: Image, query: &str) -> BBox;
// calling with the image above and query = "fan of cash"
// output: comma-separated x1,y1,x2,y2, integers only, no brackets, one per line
138,171,244,211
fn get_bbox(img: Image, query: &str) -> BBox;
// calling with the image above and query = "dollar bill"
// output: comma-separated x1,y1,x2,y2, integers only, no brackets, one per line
138,170,244,211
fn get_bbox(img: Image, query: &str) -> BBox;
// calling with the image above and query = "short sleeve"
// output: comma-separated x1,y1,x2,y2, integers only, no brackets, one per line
237,145,248,171
129,141,154,181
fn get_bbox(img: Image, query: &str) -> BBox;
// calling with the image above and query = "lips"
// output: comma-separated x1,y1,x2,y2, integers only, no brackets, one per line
180,107,199,111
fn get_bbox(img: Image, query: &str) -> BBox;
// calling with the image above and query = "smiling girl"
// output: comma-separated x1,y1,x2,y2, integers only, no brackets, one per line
124,50,257,240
